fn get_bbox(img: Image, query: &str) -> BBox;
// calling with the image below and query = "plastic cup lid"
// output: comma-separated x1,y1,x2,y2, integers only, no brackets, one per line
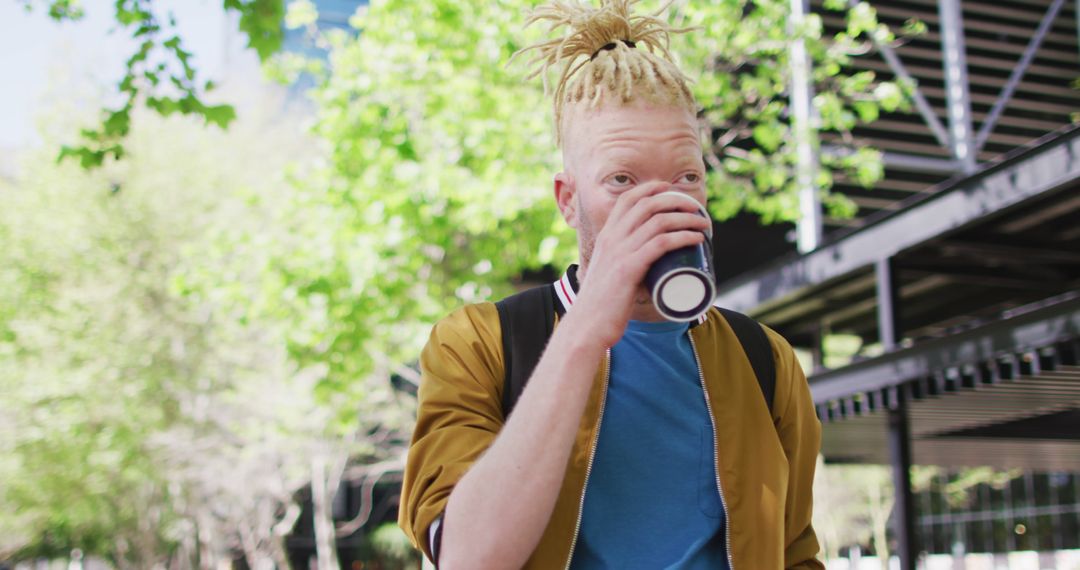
660,273,708,313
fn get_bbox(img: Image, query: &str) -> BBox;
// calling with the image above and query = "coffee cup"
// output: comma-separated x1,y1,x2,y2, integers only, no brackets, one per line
644,192,716,322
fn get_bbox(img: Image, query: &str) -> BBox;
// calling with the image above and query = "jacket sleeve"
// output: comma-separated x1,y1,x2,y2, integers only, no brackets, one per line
766,328,826,570
398,303,505,562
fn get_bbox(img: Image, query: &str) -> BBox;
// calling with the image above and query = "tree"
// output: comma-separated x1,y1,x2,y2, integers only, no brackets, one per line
18,0,285,168
813,458,883,564
20,2,918,420
814,461,1022,566
0,80,413,568
11,0,921,565
33,0,913,223
245,0,914,417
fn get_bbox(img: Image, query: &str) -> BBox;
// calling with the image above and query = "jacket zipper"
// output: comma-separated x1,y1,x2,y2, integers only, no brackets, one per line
689,334,735,570
563,349,611,570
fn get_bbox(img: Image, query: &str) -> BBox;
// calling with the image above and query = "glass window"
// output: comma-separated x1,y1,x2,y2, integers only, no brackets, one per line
1034,473,1052,507
1051,472,1076,504
966,519,988,553
930,476,946,515
1011,476,1030,508
1032,515,1055,551
991,518,1010,553
916,521,933,555
1061,511,1080,550
989,480,1007,512
935,521,953,554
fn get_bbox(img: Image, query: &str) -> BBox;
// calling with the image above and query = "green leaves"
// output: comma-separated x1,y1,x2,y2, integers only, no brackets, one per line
752,121,784,153
41,0,903,230
1,102,357,566
34,0,284,170
846,2,878,37
203,104,237,128
285,0,318,30
21,0,85,20
226,0,286,60
264,0,573,405
671,0,901,222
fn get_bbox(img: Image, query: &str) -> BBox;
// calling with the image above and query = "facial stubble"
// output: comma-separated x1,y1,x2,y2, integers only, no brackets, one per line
575,192,652,306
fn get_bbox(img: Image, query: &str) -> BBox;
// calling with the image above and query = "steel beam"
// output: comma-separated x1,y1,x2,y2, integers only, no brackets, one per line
974,0,1067,152
808,294,1080,404
888,393,917,570
848,0,950,149
713,127,1080,315
877,152,959,176
939,0,977,173
875,258,901,351
790,0,822,253
823,145,961,175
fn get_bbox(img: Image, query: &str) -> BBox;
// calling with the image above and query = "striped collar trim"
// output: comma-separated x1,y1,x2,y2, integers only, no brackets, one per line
552,264,709,326
553,265,579,317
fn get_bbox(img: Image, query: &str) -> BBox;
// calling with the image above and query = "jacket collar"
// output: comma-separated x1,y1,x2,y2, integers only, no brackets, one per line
552,264,709,327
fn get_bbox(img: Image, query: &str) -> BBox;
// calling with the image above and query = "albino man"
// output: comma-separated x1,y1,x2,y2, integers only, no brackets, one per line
400,1,825,568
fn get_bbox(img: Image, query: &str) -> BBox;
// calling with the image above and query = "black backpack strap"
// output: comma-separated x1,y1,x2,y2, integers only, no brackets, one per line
495,284,556,418
717,307,776,412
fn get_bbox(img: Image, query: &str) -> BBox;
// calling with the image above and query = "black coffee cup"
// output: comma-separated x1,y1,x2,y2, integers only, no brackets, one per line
644,192,716,322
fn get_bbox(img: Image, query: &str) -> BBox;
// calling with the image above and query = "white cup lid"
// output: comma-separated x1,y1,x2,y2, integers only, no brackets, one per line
660,273,708,313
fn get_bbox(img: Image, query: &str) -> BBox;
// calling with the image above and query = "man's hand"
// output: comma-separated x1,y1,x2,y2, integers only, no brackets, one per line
574,182,711,347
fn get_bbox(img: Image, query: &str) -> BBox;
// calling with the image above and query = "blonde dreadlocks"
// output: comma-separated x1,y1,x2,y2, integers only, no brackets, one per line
512,0,699,145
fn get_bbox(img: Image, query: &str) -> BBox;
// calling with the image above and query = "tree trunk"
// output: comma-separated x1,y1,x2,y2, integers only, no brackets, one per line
197,510,217,570
311,455,340,570
270,534,293,570
869,480,894,570
239,523,261,570
272,502,302,570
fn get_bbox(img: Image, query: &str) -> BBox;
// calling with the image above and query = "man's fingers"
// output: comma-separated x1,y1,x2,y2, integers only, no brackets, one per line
636,230,706,262
611,192,704,238
607,181,681,220
624,211,710,251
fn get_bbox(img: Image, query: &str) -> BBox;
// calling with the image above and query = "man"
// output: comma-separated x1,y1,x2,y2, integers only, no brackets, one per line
399,1,824,568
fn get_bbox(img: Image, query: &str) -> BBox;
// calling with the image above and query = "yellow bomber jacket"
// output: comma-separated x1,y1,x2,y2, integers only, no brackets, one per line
399,271,825,569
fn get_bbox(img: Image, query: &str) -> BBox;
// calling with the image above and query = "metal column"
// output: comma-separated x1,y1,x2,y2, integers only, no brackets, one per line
790,0,822,254
888,397,917,570
938,0,977,174
875,258,900,351
878,257,916,569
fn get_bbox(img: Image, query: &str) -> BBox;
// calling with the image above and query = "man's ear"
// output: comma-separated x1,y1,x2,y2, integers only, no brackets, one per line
554,172,578,228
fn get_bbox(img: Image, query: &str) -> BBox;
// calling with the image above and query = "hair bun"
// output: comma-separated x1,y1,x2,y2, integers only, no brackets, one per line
513,0,684,85
511,0,698,144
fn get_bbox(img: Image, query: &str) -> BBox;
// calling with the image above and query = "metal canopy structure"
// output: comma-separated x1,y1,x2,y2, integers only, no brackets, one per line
814,0,1080,235
711,1,1080,566
815,295,1080,471
716,126,1080,335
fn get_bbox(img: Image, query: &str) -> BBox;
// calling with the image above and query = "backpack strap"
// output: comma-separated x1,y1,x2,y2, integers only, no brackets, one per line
495,291,776,417
716,307,776,412
495,284,556,418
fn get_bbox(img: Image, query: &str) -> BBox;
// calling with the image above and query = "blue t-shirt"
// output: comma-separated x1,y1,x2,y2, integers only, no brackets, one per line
569,319,729,570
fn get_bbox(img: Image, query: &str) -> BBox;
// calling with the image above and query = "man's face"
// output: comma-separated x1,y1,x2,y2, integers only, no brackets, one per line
555,101,707,271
